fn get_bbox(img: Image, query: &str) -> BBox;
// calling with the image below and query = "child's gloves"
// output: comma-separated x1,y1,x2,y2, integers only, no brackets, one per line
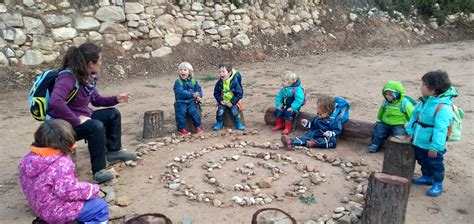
323,131,334,138
301,119,308,127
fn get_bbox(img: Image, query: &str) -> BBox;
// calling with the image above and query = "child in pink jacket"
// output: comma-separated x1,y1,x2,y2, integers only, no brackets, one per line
18,119,108,224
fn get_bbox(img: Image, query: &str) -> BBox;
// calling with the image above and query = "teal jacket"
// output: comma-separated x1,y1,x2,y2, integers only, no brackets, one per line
275,78,304,112
377,81,414,125
406,86,457,152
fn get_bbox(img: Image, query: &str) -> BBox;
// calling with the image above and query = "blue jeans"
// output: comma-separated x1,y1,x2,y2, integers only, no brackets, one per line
76,198,109,224
274,107,298,121
414,146,446,182
216,104,240,122
371,122,405,146
291,130,337,149
175,102,201,129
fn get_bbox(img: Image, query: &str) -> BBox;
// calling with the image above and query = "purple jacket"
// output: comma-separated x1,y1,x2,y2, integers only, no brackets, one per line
18,147,100,223
48,70,118,127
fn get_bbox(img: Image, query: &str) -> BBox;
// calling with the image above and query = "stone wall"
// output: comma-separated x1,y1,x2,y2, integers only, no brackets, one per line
0,0,325,67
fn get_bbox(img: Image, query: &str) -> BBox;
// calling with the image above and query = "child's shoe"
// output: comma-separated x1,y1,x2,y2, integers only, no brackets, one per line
281,135,293,150
281,120,292,135
107,150,138,163
179,129,190,135
306,140,317,148
94,169,114,183
426,182,443,197
368,144,379,153
195,126,203,134
235,120,246,130
213,121,223,131
272,118,284,131
412,175,433,185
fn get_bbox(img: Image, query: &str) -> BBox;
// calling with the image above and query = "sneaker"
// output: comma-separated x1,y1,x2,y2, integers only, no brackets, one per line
213,121,223,131
306,140,317,148
412,175,433,186
426,182,443,197
195,126,203,134
281,135,293,150
368,144,379,153
178,129,190,135
107,150,138,163
94,169,114,183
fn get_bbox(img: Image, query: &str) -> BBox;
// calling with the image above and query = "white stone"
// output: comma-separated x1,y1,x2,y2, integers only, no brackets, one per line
217,25,232,37
13,28,27,45
212,11,225,20
23,0,34,7
151,47,172,58
155,14,175,29
232,33,250,47
149,29,163,39
184,30,196,37
88,31,103,42
43,14,72,28
125,2,144,14
73,16,100,31
0,52,9,66
349,13,358,21
95,6,126,22
99,22,127,34
43,52,60,63
2,13,23,27
57,1,70,8
32,35,56,50
176,18,200,30
21,50,44,66
122,41,133,51
51,27,78,41
191,2,203,11
233,9,246,14
5,48,15,57
0,4,7,13
133,53,150,59
291,24,302,33
165,33,182,46
334,207,345,213
202,20,216,30
126,14,140,21
24,17,45,34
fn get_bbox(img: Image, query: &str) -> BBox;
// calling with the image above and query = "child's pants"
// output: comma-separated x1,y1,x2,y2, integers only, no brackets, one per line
175,102,201,129
414,146,446,182
274,106,297,121
371,122,405,146
216,104,240,122
76,198,109,224
73,108,122,174
291,131,337,149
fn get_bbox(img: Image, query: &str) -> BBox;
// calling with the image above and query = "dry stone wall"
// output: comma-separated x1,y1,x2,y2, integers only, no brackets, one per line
0,0,325,66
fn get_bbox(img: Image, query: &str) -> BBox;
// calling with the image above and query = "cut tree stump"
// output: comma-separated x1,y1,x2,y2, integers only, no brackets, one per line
251,208,296,224
125,213,172,224
175,103,203,133
382,136,416,180
264,107,373,140
362,172,410,224
142,110,165,139
222,108,246,128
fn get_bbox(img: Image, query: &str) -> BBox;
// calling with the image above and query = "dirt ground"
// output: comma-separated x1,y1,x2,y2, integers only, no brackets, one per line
0,40,473,224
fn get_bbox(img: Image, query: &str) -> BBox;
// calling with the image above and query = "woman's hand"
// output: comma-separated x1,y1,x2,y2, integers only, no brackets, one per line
79,115,91,124
117,93,132,103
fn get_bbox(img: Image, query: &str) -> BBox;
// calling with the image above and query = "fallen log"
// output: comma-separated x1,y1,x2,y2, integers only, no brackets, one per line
362,172,410,224
264,107,373,140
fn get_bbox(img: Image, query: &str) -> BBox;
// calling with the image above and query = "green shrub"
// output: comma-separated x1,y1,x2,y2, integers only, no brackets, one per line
377,0,473,21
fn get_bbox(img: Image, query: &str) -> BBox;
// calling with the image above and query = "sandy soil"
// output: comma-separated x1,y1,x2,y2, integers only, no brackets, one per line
0,40,473,224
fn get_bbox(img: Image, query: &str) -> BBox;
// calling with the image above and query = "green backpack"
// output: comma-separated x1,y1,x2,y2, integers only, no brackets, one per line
434,104,464,142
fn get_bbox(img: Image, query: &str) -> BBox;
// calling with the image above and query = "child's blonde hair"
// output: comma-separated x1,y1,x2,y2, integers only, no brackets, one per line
178,62,194,77
34,119,76,154
281,71,298,83
317,95,336,115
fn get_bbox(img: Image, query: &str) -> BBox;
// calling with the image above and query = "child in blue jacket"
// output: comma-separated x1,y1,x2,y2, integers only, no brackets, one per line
213,64,245,131
271,71,305,135
282,95,342,150
174,62,203,135
406,70,457,197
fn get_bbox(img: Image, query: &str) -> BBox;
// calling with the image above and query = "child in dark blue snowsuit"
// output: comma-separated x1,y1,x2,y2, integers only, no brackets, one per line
174,62,203,135
282,95,342,149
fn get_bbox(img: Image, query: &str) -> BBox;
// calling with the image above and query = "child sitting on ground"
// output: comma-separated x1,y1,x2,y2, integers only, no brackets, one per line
174,62,203,135
281,95,342,150
213,63,245,131
406,70,457,197
368,80,415,153
18,119,108,223
271,71,305,135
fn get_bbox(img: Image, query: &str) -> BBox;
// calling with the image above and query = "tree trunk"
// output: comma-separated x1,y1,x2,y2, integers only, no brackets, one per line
264,107,373,140
382,136,416,180
362,172,410,224
142,110,165,139
223,109,246,128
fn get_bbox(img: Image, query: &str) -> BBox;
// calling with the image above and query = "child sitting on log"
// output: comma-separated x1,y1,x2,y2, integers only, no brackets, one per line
213,63,245,131
281,95,342,150
368,81,415,153
271,71,305,135
173,62,203,135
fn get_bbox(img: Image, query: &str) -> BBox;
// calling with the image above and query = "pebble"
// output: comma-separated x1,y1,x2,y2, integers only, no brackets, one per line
334,207,345,213
340,197,349,203
231,155,240,161
116,196,132,207
213,199,222,207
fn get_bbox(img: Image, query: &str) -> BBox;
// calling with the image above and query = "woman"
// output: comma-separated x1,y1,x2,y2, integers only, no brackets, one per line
48,42,137,183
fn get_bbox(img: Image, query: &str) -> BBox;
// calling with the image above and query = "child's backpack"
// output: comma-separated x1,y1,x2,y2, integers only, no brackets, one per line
291,87,308,106
28,70,79,121
382,95,416,114
330,97,351,123
434,103,464,142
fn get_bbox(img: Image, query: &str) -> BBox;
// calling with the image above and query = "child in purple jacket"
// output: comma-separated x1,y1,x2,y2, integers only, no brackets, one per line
19,119,109,224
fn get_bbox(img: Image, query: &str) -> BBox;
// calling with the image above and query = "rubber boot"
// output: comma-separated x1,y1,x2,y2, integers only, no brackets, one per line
426,182,443,197
412,175,434,185
213,121,223,131
282,120,292,135
235,118,245,130
272,118,284,131
368,144,379,153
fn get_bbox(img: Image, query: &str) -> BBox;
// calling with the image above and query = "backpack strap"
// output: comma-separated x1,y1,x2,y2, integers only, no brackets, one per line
434,103,455,141
178,78,196,88
58,70,79,103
